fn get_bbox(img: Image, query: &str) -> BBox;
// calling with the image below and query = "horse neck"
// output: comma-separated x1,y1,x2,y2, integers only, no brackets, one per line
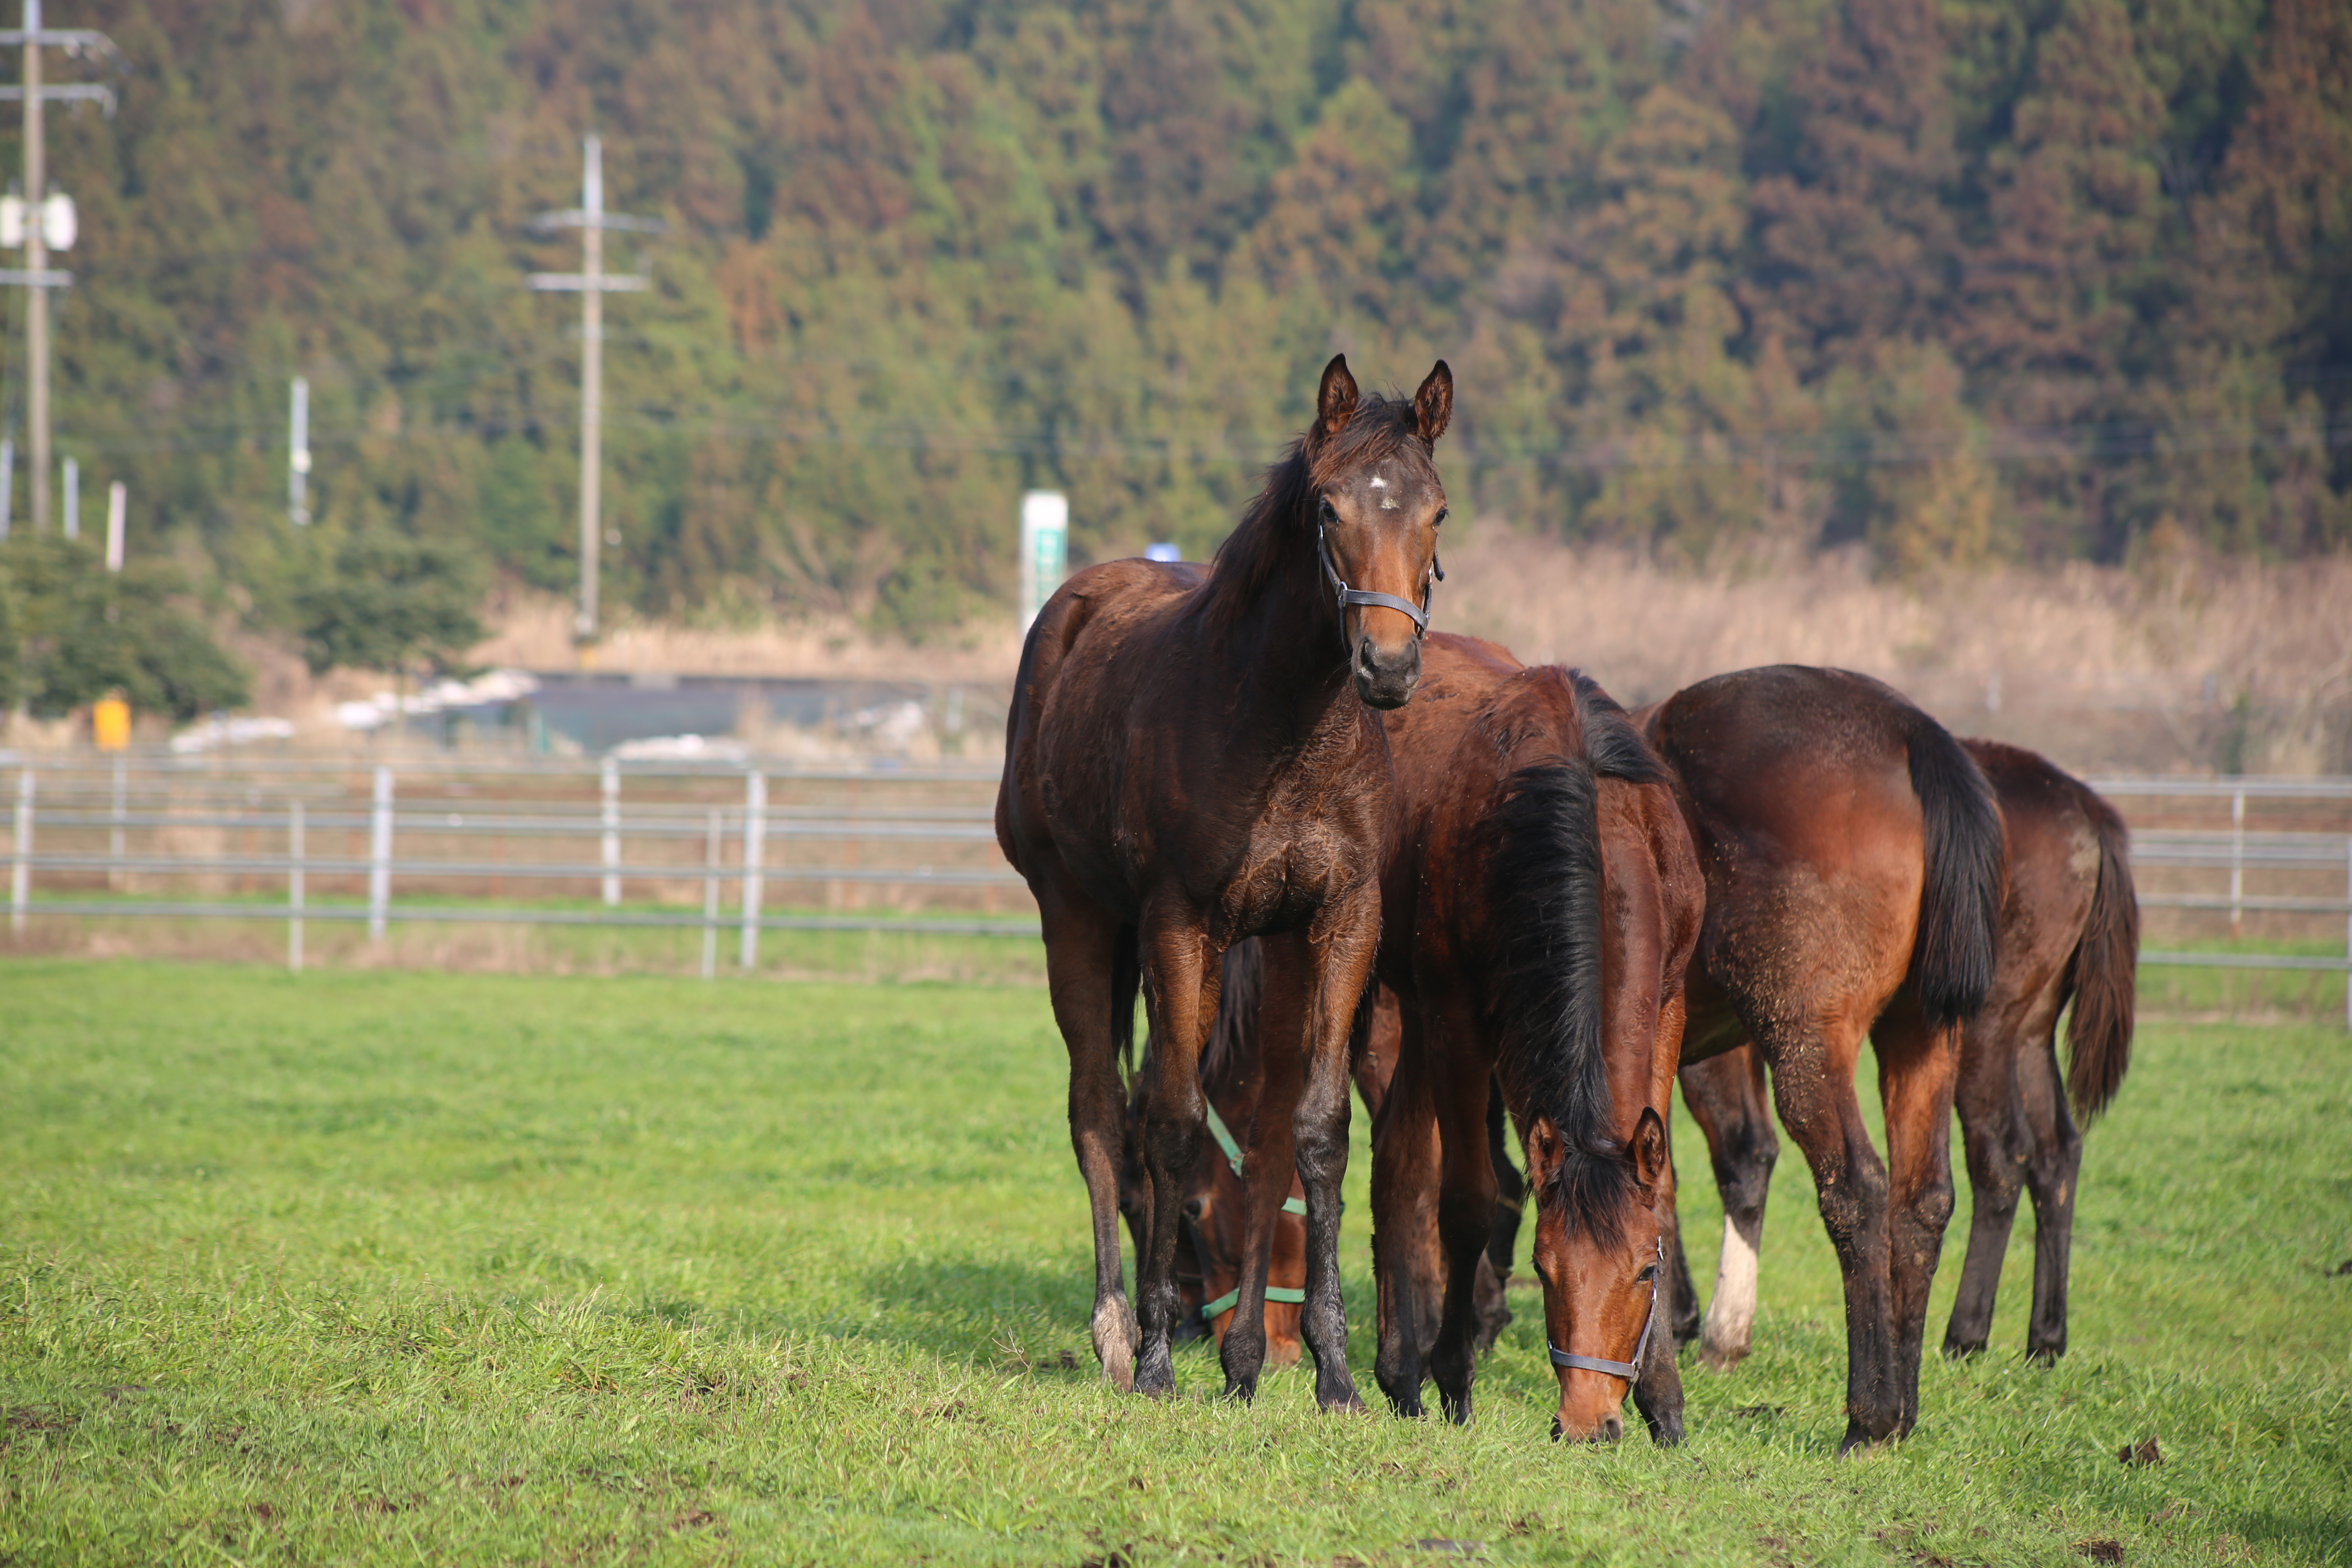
1198,508,1354,735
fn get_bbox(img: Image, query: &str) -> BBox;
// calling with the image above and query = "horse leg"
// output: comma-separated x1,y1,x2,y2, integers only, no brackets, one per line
1371,1007,1441,1416
1294,896,1380,1412
1472,1077,1523,1355
1943,1018,2027,1359
1871,995,1960,1438
1134,910,1217,1397
1757,1010,1897,1453
2016,1021,2083,1363
1218,933,1309,1402
1684,1044,1777,1371
1430,1045,1498,1425
1631,1127,1689,1446
1039,896,1143,1389
1662,1134,1702,1348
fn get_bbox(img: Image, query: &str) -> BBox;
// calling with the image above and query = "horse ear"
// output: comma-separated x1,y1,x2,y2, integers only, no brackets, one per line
1317,354,1359,437
1632,1106,1668,1198
1414,360,1453,443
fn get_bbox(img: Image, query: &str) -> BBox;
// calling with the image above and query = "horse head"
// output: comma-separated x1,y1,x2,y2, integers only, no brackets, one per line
1522,1106,1671,1442
1304,354,1451,710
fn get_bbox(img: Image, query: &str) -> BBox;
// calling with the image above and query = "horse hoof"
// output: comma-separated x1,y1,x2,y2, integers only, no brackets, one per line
1942,1336,1987,1360
1698,1342,1748,1374
1836,1419,1897,1456
1092,1298,1139,1392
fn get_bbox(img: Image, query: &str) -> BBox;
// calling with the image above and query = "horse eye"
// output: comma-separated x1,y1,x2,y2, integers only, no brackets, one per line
1637,1264,1658,1282
1433,506,1449,526
1318,497,1338,523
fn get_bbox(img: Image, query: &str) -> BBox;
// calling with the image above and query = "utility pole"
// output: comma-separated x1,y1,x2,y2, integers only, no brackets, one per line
288,375,310,525
529,136,663,653
0,2,119,535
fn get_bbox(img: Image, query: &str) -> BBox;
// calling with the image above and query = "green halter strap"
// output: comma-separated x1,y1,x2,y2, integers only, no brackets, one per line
1199,1099,1308,1217
1194,1097,1313,1323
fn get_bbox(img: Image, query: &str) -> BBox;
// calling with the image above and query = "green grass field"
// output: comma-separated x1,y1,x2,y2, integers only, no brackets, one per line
1,963,2345,1566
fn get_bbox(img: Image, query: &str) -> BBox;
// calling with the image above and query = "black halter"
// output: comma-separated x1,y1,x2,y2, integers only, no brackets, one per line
1547,1236,1662,1383
1318,524,1439,646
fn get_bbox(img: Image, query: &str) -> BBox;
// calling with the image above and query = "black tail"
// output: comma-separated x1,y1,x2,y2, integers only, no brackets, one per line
1113,927,1143,1091
1487,757,1635,1241
1904,711,2005,1029
2064,786,2138,1121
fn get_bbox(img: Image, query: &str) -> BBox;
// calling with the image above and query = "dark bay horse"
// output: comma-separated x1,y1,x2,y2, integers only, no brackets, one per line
996,355,1452,1405
1669,738,2137,1369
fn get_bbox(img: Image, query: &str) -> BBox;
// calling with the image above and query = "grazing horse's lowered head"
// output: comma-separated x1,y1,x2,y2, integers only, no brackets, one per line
1522,1109,1672,1443
1216,354,1452,710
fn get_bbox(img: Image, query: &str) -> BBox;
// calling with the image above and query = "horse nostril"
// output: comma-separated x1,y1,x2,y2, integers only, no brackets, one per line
1598,1412,1625,1443
1183,1196,1204,1219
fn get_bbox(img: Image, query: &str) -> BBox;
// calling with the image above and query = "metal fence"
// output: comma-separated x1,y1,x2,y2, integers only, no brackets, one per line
4,754,2349,1022
3,752,1034,978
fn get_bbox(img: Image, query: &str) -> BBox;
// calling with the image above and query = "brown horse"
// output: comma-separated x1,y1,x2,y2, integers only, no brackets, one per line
1119,944,1404,1367
1367,641,1706,1441
1634,666,2006,1450
997,355,1452,1405
1669,738,2137,1369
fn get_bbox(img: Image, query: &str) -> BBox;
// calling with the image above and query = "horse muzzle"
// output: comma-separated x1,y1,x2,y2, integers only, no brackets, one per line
1354,634,1421,710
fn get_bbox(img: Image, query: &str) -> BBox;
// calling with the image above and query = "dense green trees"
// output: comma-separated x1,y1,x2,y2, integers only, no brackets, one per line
0,0,2339,650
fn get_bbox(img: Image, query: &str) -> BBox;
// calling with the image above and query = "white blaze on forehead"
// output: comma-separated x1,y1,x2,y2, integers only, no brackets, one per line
1369,471,1399,509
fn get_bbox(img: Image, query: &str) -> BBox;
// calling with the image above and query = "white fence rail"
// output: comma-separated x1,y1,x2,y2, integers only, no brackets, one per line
4,755,1037,976
4,759,2348,1022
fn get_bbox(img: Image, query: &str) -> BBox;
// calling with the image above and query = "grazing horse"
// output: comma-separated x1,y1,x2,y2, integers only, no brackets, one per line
1367,642,1704,1441
1635,666,2005,1451
1668,739,2137,1369
997,355,1453,1405
1120,944,1406,1366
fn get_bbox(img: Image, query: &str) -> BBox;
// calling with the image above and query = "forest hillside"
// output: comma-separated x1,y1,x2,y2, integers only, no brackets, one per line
2,0,2346,642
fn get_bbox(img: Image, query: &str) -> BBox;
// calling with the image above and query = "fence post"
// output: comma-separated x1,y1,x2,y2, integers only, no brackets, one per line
110,754,127,889
9,768,31,938
702,808,722,981
288,800,305,975
601,755,621,908
368,765,394,943
740,771,765,971
2229,787,2245,940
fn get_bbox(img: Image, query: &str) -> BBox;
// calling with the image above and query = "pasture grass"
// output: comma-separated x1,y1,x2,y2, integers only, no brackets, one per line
1,962,2346,1566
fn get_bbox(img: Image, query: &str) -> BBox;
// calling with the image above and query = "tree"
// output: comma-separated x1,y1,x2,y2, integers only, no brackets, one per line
294,532,486,681
1,538,249,723
1745,0,1961,377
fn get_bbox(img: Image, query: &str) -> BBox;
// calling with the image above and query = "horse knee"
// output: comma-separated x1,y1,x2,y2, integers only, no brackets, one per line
1910,1172,1956,1238
1814,1158,1887,1249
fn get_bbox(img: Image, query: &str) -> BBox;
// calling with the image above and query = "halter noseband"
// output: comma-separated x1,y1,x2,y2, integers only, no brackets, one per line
1547,1236,1663,1384
1318,523,1440,647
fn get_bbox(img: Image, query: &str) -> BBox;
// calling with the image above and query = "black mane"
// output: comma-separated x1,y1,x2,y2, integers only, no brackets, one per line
1483,668,1669,1241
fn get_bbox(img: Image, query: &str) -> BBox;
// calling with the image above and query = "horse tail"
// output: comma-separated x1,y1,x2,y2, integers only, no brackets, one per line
2063,783,2139,1122
1113,927,1143,1090
1487,755,1635,1241
1904,710,2005,1029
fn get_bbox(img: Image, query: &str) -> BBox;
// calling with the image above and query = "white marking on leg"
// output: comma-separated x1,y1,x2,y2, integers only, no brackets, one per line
1701,1215,1761,1370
